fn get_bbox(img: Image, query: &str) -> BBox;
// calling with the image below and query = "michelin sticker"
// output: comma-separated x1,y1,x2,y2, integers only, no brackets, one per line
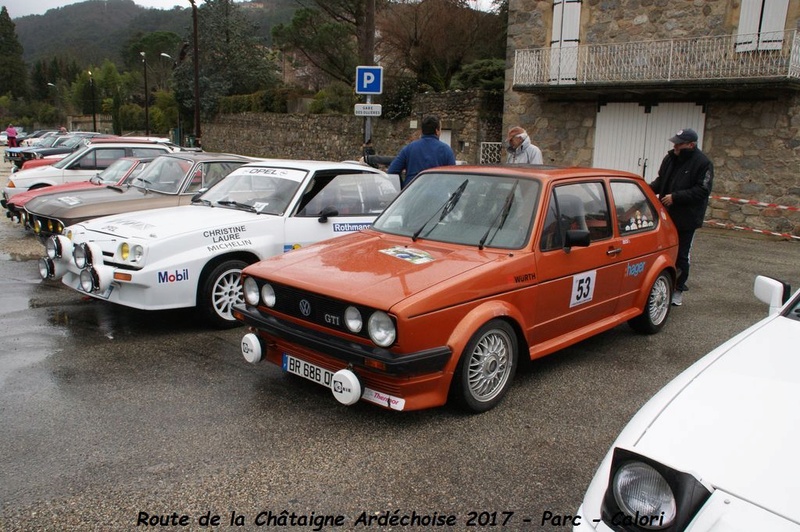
380,246,434,264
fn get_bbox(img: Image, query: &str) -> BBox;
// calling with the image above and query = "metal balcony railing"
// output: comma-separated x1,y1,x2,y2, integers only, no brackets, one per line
513,30,800,88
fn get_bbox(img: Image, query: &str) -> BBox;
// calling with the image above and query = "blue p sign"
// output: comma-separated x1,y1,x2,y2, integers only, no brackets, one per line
356,66,383,95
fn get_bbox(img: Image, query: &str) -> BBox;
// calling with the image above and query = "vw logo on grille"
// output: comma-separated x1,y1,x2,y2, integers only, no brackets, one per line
299,299,311,317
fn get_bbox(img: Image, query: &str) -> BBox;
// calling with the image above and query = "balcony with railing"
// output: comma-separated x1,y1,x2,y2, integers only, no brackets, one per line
513,30,800,93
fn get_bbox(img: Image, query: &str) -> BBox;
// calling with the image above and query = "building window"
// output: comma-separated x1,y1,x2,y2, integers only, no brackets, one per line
735,0,789,52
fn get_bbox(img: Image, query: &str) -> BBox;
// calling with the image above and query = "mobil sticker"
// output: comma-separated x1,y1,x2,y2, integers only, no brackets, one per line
158,268,189,284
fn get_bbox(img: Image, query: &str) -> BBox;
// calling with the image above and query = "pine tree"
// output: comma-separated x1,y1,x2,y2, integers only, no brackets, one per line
0,7,28,99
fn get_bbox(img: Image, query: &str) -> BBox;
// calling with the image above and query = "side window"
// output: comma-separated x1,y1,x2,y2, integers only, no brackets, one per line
131,147,168,157
204,162,242,189
540,182,611,251
296,172,400,217
93,148,126,170
610,181,658,235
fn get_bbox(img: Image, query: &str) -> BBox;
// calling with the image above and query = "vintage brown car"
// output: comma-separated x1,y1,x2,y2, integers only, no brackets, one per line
24,152,254,239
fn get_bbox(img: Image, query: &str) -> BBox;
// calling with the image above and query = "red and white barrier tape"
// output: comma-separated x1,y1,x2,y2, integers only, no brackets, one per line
705,220,800,241
711,195,800,212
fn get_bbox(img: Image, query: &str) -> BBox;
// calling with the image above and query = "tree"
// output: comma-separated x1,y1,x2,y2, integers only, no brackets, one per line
272,0,386,86
0,7,28,99
272,7,360,86
170,0,280,122
376,0,501,91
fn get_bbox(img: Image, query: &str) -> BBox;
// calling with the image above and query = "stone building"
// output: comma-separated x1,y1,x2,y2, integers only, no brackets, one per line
506,0,800,237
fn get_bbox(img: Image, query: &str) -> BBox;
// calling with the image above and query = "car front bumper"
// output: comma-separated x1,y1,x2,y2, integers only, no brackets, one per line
234,304,455,411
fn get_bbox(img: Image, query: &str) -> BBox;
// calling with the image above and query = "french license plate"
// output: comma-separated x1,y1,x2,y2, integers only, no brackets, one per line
283,353,333,387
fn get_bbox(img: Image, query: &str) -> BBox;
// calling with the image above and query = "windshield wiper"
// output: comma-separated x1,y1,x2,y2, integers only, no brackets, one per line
478,180,519,250
192,197,212,206
411,179,469,241
217,199,257,212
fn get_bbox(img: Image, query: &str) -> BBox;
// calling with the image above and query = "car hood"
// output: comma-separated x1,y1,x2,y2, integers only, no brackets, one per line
10,181,99,207
75,204,271,241
25,186,166,217
244,231,504,312
10,165,61,182
631,316,800,520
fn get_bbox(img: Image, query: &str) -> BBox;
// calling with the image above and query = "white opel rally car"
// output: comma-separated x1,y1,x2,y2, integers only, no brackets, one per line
40,160,399,328
574,275,800,532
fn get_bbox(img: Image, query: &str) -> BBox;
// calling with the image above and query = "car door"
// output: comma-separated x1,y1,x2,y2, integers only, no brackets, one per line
608,179,664,313
530,179,626,349
283,170,401,251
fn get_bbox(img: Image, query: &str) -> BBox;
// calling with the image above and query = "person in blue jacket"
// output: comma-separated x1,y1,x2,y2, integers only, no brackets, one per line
388,114,456,187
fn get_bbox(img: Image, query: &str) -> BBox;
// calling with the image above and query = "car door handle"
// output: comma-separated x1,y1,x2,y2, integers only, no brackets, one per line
606,247,623,256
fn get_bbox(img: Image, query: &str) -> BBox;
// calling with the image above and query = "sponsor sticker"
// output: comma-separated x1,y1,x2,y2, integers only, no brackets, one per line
379,246,434,264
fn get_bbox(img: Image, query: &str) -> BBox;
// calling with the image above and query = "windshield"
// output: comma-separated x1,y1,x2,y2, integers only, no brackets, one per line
372,172,540,249
132,156,193,194
62,136,88,148
95,158,144,185
200,166,306,215
52,144,91,169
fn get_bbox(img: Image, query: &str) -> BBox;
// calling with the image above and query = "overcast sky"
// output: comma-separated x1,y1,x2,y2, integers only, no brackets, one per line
4,0,494,20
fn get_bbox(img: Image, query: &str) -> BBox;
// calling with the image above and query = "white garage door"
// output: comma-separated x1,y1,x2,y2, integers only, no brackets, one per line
593,102,706,182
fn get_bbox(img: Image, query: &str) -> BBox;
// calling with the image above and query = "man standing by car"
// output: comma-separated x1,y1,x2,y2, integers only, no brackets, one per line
649,128,713,306
388,114,456,187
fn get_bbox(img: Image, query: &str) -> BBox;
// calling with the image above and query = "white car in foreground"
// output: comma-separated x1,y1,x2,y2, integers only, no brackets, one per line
40,160,399,327
574,275,800,532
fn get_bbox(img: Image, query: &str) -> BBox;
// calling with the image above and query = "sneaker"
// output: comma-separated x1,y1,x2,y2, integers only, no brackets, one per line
672,290,683,306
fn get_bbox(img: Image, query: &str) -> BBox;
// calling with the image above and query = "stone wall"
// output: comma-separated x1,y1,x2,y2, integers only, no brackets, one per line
705,95,800,236
202,90,503,165
504,0,800,237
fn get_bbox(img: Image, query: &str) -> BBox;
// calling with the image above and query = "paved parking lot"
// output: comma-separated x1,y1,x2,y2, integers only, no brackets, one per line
1,158,797,530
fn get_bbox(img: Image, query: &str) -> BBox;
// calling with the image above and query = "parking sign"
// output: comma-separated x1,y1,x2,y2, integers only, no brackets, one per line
355,66,383,95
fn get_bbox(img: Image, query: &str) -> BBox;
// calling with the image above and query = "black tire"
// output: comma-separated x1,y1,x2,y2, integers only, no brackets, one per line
198,259,248,329
451,319,518,413
628,271,672,334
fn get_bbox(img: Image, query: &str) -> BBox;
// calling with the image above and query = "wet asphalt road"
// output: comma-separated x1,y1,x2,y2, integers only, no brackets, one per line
0,159,798,531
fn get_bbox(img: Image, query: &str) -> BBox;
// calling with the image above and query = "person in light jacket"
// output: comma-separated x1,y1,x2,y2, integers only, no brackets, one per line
505,126,543,164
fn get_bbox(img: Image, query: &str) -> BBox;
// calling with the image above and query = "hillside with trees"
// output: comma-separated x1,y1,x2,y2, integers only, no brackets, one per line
13,0,297,67
1,0,506,139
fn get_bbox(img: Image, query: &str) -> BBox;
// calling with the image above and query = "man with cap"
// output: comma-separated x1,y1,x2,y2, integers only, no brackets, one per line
650,127,714,306
505,126,543,164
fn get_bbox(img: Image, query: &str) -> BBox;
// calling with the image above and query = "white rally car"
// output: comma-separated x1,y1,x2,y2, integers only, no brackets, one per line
574,275,800,532
40,159,400,328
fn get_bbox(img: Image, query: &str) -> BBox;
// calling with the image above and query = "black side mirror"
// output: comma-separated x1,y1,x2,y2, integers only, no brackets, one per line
564,229,591,252
318,205,339,223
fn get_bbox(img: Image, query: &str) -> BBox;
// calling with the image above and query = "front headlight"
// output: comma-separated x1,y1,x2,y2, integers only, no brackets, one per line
612,461,676,529
46,235,72,261
344,306,363,333
118,242,144,263
243,276,259,306
602,448,711,531
368,311,396,347
261,283,276,307
73,242,101,269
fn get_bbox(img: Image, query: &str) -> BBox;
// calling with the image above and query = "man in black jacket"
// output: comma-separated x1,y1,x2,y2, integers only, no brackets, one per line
650,128,714,306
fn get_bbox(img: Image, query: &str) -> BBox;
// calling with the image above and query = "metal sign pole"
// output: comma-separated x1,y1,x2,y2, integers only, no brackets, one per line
365,95,372,143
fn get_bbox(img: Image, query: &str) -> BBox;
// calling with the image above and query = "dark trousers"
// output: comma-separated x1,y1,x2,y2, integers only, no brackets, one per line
676,229,696,291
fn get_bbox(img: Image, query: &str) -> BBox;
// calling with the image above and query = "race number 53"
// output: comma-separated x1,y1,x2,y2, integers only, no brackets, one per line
570,270,596,308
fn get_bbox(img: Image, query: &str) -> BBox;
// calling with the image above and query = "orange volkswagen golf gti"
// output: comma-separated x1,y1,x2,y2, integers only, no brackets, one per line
234,165,678,412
